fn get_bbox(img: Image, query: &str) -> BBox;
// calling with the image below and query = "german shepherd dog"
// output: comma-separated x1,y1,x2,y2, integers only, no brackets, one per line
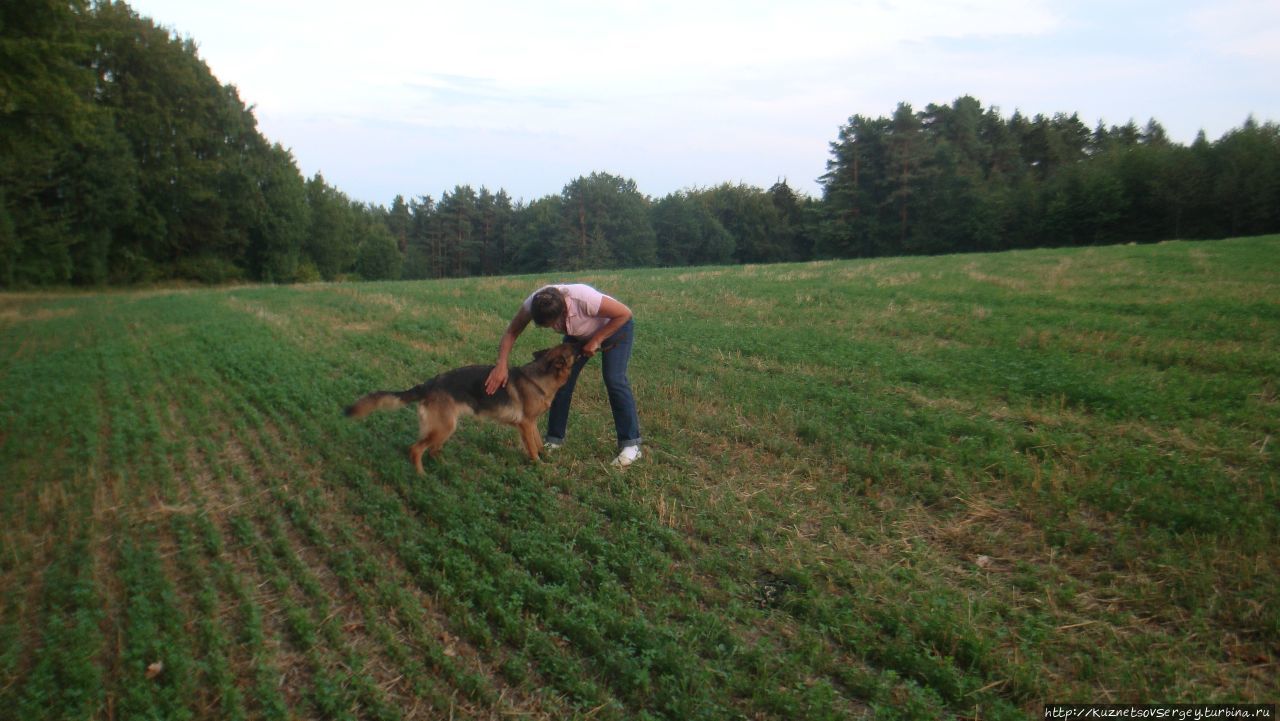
344,342,582,472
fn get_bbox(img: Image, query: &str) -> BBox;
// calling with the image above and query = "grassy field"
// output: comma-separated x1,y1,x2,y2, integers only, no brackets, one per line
1,236,1277,719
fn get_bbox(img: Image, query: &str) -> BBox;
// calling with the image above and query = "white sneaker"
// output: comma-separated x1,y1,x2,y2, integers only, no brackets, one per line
612,446,641,467
543,441,562,452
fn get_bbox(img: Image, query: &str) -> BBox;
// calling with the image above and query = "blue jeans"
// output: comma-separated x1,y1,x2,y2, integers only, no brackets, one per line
545,319,641,449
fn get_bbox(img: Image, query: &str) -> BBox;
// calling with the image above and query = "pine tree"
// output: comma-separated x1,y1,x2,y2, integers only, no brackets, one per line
386,195,411,254
508,196,563,272
304,174,358,279
885,103,929,253
819,114,888,257
402,195,437,279
558,173,655,269
438,185,478,277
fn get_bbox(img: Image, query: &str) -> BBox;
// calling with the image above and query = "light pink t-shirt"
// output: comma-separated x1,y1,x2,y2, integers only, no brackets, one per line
523,284,612,338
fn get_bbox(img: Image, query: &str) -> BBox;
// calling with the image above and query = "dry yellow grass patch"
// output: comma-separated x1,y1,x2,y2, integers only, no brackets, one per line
0,306,78,324
714,291,778,312
767,269,822,282
964,268,1030,291
1044,260,1077,289
339,288,408,312
876,271,922,287
224,296,289,328
675,269,729,283
393,334,455,357
472,277,527,293
451,308,504,337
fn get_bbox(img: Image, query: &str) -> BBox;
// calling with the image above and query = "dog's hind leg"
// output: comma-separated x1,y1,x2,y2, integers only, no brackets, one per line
410,425,452,473
410,402,438,474
409,439,431,475
426,420,455,460
424,399,457,461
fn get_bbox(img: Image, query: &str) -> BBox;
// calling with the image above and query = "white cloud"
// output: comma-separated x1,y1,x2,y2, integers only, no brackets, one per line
1186,0,1280,62
126,0,1275,203
153,0,1059,114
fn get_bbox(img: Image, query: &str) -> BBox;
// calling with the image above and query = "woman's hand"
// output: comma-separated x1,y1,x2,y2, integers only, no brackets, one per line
487,309,531,395
484,364,508,395
582,296,631,357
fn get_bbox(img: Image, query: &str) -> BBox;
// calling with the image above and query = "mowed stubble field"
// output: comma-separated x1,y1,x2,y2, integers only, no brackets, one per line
1,236,1277,720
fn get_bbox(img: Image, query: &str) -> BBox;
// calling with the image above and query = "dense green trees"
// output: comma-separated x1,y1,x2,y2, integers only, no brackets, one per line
2,3,1278,287
818,97,1280,258
0,0,357,285
2,0,101,285
560,173,656,270
651,191,734,267
398,185,513,280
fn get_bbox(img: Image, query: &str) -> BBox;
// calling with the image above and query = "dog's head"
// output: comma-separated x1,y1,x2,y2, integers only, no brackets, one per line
531,342,583,373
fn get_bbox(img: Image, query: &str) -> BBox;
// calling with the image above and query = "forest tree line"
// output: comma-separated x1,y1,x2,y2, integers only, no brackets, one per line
4,0,1279,287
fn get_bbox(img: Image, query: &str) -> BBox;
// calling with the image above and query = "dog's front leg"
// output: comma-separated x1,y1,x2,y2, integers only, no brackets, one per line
517,420,541,461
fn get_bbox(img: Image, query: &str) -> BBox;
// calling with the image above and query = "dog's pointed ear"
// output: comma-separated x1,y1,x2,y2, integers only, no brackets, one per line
532,348,548,361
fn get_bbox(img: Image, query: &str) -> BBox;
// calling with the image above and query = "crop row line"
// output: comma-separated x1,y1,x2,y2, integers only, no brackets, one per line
197,303,906,718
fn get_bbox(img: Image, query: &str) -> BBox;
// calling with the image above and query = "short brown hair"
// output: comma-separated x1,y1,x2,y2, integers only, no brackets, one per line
530,287,566,327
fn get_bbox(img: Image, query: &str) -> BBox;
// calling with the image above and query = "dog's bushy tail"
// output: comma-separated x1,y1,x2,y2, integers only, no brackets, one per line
344,389,416,419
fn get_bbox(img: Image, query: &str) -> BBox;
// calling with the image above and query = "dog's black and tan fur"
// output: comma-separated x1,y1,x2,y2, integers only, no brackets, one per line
344,342,581,473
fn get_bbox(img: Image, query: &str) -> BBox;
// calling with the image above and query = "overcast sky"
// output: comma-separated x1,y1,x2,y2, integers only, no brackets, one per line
127,0,1279,206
